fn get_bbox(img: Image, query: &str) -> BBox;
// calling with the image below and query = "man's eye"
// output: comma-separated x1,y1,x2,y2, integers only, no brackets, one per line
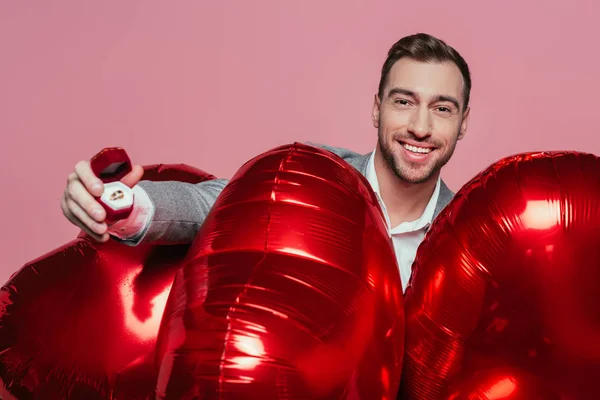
437,106,451,113
395,99,409,105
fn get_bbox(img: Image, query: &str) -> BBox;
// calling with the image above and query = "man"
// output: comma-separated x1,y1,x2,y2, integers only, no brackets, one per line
61,33,471,291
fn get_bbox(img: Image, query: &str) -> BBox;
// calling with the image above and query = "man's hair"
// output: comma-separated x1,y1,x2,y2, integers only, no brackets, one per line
378,33,472,109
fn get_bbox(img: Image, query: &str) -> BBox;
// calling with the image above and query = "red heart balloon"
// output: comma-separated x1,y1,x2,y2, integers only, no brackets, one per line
155,143,405,399
402,151,600,399
444,368,561,400
0,163,215,400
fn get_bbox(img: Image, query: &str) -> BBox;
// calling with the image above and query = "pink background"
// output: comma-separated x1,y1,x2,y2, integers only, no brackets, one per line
1,1,599,283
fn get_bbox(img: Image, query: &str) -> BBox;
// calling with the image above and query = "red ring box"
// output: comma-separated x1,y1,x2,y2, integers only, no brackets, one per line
90,147,135,223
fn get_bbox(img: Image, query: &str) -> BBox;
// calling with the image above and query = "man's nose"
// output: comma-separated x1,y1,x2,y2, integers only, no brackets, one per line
407,107,431,138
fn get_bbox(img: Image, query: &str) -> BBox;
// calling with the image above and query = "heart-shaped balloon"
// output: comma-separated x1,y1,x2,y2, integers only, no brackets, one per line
155,143,405,399
401,151,600,399
0,163,215,400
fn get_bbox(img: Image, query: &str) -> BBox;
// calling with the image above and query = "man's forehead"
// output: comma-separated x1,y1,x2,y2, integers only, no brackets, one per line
386,58,464,101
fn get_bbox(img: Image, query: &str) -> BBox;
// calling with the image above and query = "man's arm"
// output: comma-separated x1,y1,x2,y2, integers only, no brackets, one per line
109,178,229,246
107,143,367,247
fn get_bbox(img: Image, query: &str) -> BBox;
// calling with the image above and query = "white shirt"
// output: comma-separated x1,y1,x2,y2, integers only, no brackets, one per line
109,149,441,292
364,149,441,292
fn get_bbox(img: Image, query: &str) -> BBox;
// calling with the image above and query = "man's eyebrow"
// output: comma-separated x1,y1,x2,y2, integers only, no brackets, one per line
387,87,415,98
387,87,461,110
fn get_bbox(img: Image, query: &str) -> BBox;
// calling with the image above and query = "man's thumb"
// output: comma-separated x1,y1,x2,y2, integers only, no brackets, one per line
121,164,144,188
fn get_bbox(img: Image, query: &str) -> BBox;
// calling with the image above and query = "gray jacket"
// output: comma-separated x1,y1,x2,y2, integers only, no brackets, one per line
121,144,454,246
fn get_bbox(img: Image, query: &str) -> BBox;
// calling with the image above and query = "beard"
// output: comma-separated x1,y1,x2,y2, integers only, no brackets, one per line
377,126,460,184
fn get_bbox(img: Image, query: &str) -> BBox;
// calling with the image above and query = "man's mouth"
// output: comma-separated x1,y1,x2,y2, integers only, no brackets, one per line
401,142,433,154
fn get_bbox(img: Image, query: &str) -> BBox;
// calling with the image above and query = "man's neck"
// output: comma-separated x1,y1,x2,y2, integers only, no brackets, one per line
374,146,439,228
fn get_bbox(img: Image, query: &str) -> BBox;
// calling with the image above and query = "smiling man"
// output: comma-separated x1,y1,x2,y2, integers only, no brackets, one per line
61,33,472,291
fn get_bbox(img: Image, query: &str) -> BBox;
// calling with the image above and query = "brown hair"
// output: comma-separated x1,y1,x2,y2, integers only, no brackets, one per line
378,33,472,109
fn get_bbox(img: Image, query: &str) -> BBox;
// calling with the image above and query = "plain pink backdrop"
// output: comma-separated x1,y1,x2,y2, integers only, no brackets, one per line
1,1,599,283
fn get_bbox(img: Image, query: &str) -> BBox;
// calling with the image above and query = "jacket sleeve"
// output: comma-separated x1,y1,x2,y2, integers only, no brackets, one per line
112,178,229,246
111,142,363,247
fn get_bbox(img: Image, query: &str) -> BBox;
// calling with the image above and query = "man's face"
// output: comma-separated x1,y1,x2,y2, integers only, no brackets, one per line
373,58,470,184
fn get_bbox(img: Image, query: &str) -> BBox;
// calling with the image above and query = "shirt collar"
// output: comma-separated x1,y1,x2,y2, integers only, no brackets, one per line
365,148,441,234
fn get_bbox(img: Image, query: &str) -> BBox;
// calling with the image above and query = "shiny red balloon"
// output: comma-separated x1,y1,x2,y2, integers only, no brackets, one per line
0,163,215,400
155,143,405,399
401,151,600,399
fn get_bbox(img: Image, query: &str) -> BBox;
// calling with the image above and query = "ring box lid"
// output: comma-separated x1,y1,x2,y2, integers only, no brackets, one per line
90,147,132,183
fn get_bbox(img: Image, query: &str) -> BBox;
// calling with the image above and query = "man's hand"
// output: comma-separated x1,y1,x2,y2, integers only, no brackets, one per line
61,160,144,242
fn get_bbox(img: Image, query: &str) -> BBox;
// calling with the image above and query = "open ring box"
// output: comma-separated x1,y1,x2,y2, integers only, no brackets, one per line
90,147,135,223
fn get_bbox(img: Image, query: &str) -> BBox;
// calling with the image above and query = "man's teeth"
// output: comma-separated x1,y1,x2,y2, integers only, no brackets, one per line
403,143,432,154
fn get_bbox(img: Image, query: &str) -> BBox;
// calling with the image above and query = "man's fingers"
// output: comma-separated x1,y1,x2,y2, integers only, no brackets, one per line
80,225,110,242
74,160,104,197
65,198,108,236
63,201,108,242
121,164,144,188
66,179,106,222
89,231,110,242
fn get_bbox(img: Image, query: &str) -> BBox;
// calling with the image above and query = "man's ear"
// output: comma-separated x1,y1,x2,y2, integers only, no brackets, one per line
458,106,470,140
372,94,381,128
